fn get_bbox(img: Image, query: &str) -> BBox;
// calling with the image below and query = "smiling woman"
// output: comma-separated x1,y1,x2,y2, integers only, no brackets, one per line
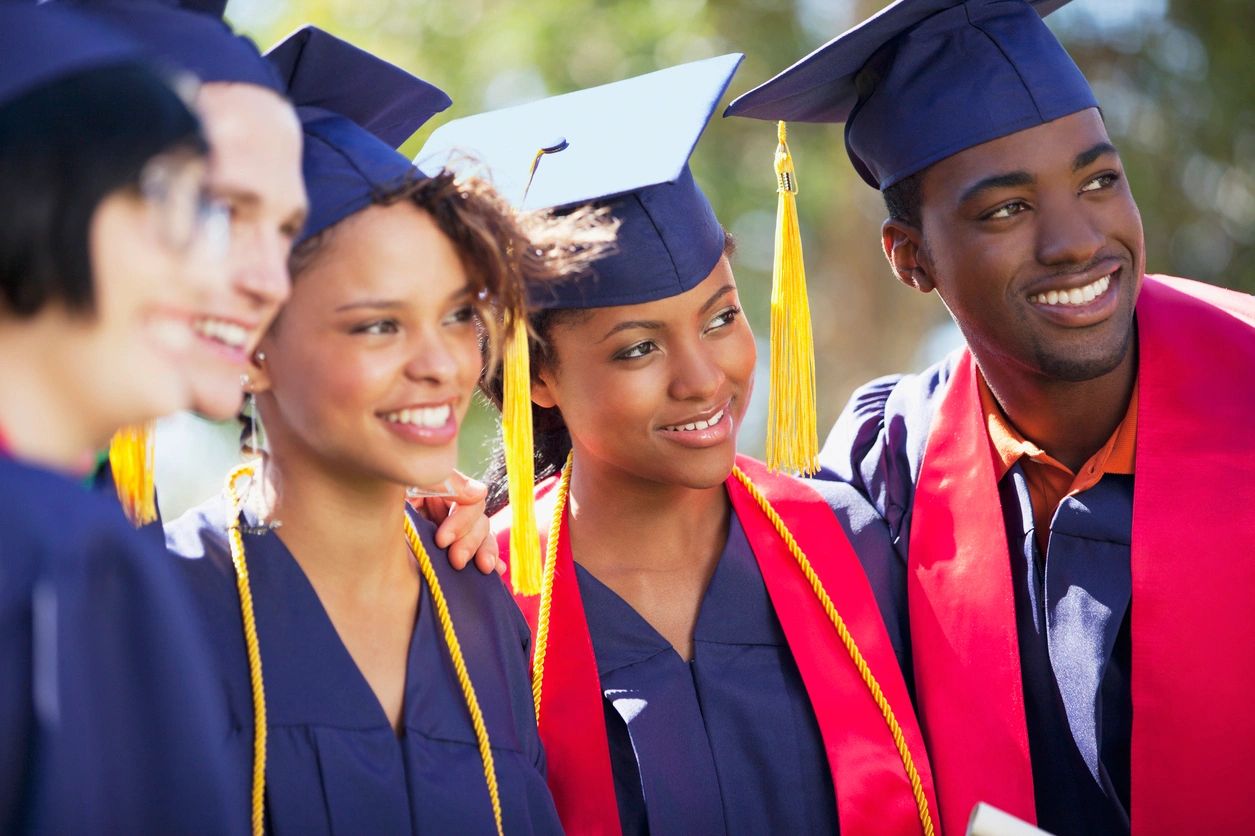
161,26,610,836
0,5,243,832
428,56,938,836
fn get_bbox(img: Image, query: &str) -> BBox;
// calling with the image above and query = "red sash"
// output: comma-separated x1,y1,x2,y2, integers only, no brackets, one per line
496,455,938,835
909,275,1255,834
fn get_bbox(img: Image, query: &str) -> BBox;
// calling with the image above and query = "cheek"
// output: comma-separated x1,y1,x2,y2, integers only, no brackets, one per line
450,329,484,396
725,327,757,388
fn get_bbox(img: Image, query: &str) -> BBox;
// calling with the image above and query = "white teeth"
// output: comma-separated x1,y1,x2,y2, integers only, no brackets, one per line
1030,274,1112,307
193,317,249,349
664,408,724,433
383,404,451,428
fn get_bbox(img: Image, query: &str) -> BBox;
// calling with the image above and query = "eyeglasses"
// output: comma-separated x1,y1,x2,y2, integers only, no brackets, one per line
138,153,231,262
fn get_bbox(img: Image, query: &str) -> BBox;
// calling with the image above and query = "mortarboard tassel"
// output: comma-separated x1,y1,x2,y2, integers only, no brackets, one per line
502,312,542,596
108,422,158,526
767,121,819,475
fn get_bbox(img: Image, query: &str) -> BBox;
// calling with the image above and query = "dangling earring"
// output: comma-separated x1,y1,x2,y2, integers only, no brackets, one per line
239,358,281,535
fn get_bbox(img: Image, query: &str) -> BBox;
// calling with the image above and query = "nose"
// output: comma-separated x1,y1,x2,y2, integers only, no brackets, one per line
1035,195,1105,269
404,327,462,386
667,337,724,403
232,226,292,310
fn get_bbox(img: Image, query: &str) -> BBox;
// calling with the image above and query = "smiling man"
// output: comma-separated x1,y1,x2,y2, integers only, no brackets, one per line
728,1,1255,834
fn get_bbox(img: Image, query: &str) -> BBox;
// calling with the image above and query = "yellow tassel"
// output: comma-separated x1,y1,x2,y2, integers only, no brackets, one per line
767,121,819,476
502,313,542,595
108,422,158,526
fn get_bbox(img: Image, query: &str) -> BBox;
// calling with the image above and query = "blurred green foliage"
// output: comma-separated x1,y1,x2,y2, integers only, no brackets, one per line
224,0,1253,476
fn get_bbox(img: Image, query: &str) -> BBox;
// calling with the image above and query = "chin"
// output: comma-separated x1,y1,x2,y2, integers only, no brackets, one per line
190,384,246,422
661,448,737,490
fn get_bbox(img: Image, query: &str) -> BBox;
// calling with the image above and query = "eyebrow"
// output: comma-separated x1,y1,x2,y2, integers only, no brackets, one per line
1073,142,1119,172
959,171,1036,206
335,299,404,313
700,284,737,314
598,318,664,343
334,284,474,314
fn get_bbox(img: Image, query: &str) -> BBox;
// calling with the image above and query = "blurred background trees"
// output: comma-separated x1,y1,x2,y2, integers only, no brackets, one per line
156,0,1255,515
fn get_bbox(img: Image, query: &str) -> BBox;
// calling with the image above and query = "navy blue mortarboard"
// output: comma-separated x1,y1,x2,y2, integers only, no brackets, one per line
0,4,147,109
48,0,284,93
265,26,451,244
419,53,743,310
725,0,1096,189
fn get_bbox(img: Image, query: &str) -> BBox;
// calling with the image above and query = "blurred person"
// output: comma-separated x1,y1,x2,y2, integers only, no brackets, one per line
0,5,243,832
425,58,938,835
728,0,1255,833
60,0,497,571
164,28,610,834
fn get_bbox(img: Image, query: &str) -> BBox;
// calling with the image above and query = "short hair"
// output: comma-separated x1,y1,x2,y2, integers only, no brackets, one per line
881,169,923,228
0,63,206,318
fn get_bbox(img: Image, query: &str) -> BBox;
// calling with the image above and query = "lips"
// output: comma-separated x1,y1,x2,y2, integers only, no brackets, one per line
1028,272,1113,307
192,315,251,350
380,404,452,428
378,400,459,446
661,406,726,433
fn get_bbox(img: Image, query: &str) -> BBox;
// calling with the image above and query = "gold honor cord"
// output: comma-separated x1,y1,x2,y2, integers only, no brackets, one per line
530,453,935,836
402,513,504,836
225,464,504,836
224,464,268,836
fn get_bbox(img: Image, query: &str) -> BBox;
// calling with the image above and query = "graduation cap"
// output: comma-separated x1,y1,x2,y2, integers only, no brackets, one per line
725,0,1095,189
265,25,452,244
0,4,148,109
421,53,742,310
48,0,285,93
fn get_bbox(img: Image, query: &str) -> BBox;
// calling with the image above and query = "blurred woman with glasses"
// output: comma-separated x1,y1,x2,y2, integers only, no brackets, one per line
0,6,241,832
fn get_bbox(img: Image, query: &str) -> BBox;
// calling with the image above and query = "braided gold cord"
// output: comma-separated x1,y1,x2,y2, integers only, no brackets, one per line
224,464,268,836
730,466,935,836
530,452,574,722
403,514,504,836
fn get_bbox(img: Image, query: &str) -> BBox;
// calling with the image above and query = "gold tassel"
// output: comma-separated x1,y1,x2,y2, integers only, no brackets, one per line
767,121,819,476
502,313,542,595
108,422,158,526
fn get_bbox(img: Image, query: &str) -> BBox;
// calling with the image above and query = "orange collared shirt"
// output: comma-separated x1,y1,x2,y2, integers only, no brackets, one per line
978,373,1137,555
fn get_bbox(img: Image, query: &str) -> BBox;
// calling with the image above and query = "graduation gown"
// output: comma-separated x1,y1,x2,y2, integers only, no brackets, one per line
164,496,562,836
0,455,240,834
92,457,166,549
818,275,1255,835
495,455,937,836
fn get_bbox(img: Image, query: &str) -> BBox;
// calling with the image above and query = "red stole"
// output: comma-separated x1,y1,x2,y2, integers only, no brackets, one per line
909,275,1255,834
496,455,938,835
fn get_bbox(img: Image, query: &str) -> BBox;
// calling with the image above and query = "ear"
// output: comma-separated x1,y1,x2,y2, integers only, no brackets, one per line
881,218,936,294
245,344,274,395
530,368,557,410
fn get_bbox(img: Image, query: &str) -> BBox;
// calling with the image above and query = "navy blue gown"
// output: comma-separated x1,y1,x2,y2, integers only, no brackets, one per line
818,354,1132,835
0,456,240,834
575,513,839,835
164,495,562,835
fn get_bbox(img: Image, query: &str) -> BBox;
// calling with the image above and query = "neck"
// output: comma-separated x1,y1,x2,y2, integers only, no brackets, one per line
564,449,730,573
263,443,410,588
0,328,102,472
977,338,1138,472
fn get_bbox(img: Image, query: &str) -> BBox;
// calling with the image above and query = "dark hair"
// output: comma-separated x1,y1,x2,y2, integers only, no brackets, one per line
0,63,206,318
882,168,923,228
483,230,737,515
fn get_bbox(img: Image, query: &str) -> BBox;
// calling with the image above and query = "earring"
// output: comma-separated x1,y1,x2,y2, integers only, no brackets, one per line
254,350,266,363
238,389,281,535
